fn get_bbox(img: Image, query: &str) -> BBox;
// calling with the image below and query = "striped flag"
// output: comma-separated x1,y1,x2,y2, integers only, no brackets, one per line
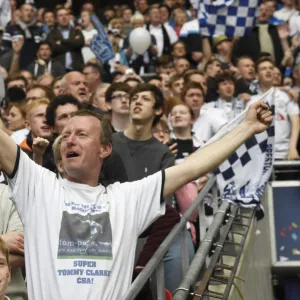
197,0,262,37
204,88,275,219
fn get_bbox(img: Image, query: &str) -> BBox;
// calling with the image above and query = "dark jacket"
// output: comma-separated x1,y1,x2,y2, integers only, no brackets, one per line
2,23,44,69
46,27,84,71
27,59,66,78
232,25,284,67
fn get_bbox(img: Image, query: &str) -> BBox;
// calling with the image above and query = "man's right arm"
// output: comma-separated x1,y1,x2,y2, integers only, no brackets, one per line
0,129,18,176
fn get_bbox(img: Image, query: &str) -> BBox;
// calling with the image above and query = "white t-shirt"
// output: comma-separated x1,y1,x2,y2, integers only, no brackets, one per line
192,108,227,143
7,150,165,300
148,24,178,57
203,98,245,122
10,128,29,145
248,89,299,159
81,28,98,63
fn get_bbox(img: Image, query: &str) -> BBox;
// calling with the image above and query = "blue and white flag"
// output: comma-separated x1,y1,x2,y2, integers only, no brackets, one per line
90,15,114,63
204,88,275,218
197,0,261,37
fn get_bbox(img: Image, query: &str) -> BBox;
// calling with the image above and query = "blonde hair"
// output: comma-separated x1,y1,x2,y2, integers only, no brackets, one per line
26,98,50,118
52,135,62,164
130,13,144,24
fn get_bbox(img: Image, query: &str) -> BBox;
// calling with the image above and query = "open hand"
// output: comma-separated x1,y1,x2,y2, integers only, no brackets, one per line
245,100,273,134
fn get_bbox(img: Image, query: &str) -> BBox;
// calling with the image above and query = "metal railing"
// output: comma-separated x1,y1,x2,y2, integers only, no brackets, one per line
122,175,217,300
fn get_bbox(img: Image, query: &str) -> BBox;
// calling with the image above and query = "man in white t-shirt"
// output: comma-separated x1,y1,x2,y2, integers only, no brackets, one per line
0,100,272,299
181,81,227,142
249,57,299,160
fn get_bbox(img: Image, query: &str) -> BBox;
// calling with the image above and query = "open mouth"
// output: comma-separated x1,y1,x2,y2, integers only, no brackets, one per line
41,126,50,130
133,107,141,113
66,152,80,158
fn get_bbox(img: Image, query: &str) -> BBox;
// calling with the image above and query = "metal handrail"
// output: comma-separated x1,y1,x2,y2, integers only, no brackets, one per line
273,160,300,167
173,201,230,300
122,175,217,300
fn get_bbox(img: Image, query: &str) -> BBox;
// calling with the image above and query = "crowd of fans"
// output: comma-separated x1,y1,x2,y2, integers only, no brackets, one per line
0,0,298,299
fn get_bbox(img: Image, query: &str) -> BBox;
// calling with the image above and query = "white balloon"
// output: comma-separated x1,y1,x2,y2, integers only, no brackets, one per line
129,27,151,55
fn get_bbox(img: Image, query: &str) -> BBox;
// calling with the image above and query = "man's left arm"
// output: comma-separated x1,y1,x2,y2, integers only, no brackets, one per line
163,101,273,197
62,30,85,50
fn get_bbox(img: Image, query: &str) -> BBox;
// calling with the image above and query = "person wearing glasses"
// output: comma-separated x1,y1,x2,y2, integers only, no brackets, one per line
105,82,131,132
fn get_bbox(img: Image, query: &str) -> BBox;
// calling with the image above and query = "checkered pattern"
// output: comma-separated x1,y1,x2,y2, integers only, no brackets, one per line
198,0,261,37
214,124,275,180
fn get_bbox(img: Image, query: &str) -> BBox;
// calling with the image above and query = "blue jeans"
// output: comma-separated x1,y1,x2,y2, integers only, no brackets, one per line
163,231,195,294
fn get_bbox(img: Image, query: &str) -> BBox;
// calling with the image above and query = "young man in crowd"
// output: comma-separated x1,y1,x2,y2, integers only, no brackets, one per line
60,71,90,103
105,82,131,132
0,85,272,299
105,83,194,294
249,57,300,160
168,74,184,99
0,184,27,300
20,99,55,171
181,81,227,142
82,62,102,94
204,72,246,121
46,95,81,136
174,57,190,75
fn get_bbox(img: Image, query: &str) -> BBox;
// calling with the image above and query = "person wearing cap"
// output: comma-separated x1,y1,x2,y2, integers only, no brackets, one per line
213,35,233,68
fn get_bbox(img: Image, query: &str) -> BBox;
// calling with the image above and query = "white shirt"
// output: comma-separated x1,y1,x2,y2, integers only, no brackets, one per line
274,7,299,22
7,150,165,300
148,24,178,56
248,89,299,159
193,108,227,143
10,128,29,145
203,98,245,122
81,28,98,63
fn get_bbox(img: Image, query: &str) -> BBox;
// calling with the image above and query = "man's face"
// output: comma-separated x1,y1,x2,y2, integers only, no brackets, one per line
27,104,51,138
130,91,160,124
237,58,255,81
184,88,204,113
164,0,175,8
206,60,222,78
172,42,186,59
83,67,99,90
138,0,149,12
93,87,109,111
82,2,94,12
20,4,34,24
170,104,193,129
258,61,274,85
122,9,132,22
38,44,52,61
188,74,208,94
0,251,10,297
56,9,70,28
152,123,170,143
44,12,55,26
81,11,91,27
26,88,46,102
54,103,79,135
107,90,130,115
160,7,169,23
104,9,115,21
20,71,33,88
158,63,174,75
175,58,190,75
273,68,282,86
60,116,103,179
217,80,235,100
7,80,26,92
150,8,161,24
216,40,232,57
65,72,89,103
171,77,184,97
258,3,269,23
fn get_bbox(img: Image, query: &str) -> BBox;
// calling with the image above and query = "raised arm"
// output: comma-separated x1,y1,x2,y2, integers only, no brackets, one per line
163,101,273,197
0,128,18,176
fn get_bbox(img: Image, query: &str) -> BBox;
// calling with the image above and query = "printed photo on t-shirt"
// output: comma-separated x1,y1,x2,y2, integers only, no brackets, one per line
57,211,113,260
